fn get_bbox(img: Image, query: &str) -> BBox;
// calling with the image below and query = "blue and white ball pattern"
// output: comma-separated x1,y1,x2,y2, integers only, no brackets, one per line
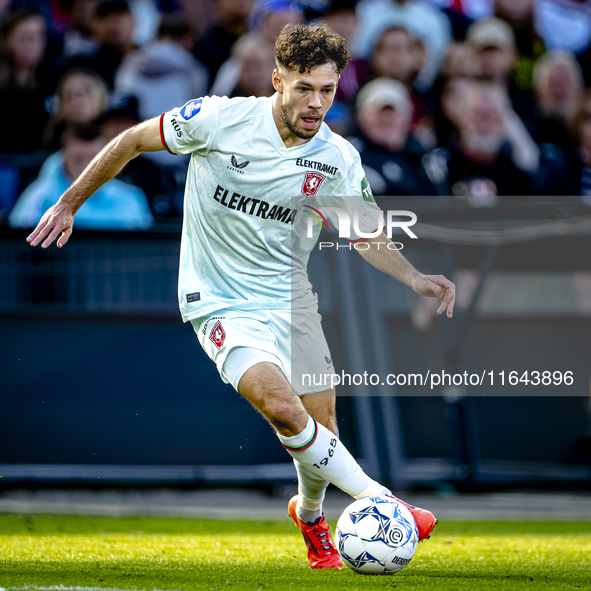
335,496,419,575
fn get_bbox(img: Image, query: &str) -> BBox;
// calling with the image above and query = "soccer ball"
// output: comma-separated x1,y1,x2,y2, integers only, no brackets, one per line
335,496,419,575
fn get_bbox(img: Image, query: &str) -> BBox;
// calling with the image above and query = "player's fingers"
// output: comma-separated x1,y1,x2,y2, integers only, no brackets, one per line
41,224,63,249
429,274,454,290
27,219,50,246
57,226,73,248
434,285,453,317
446,287,455,318
429,276,455,318
423,279,443,298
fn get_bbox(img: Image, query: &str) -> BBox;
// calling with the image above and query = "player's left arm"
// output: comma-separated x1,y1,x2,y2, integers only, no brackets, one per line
356,232,455,318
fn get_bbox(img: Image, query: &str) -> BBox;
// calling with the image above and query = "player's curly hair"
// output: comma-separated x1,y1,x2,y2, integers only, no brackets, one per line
274,23,351,75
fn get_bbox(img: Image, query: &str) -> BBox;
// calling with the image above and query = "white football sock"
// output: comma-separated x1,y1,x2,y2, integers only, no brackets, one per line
294,460,328,524
278,415,391,499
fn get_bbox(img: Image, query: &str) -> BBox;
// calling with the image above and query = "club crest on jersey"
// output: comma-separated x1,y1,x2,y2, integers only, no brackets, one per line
301,171,326,197
209,320,226,350
180,98,203,120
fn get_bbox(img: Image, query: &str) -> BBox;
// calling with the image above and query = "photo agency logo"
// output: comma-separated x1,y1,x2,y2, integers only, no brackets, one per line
303,206,418,250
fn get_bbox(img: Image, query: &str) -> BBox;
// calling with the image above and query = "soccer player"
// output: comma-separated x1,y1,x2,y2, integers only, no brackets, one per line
27,24,455,570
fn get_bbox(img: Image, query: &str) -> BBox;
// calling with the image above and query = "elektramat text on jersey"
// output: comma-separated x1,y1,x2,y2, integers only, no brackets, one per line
295,158,338,176
213,184,296,223
213,185,297,224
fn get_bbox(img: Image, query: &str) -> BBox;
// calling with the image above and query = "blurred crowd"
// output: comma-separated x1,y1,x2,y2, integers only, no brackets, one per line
1,0,591,230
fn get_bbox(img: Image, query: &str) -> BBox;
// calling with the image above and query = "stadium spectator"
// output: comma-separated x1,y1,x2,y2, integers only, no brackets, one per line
353,0,453,90
349,78,442,197
62,0,100,57
128,0,162,46
465,17,535,127
210,32,274,98
433,81,533,201
98,93,180,217
532,50,585,153
249,0,304,46
466,18,515,83
568,91,591,201
369,26,435,146
440,41,481,82
307,0,357,45
434,1,474,42
431,43,480,146
9,123,153,229
318,1,361,132
0,9,52,152
115,15,208,120
0,0,9,21
536,0,591,59
371,26,414,87
316,0,363,121
99,93,141,139
192,0,255,85
494,0,546,97
61,0,137,88
534,91,591,200
43,68,109,151
435,77,467,150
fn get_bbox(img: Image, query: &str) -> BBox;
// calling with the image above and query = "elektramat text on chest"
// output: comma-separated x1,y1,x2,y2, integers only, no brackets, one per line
212,185,296,223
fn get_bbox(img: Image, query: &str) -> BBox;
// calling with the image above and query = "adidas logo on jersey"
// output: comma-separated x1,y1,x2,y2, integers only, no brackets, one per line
228,155,250,174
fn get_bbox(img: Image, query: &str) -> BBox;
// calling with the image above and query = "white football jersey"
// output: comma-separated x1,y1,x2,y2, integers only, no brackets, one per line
160,95,382,322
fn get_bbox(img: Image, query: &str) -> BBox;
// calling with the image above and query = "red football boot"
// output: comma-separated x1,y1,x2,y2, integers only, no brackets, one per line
288,495,343,569
392,495,438,541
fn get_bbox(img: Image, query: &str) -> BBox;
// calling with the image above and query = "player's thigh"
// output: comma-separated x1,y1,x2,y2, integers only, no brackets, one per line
238,361,308,436
274,307,336,396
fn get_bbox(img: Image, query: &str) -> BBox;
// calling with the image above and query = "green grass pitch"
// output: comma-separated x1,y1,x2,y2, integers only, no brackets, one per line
1,514,590,590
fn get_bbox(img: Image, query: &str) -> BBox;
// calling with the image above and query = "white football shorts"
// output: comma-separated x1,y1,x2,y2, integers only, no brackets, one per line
190,306,335,396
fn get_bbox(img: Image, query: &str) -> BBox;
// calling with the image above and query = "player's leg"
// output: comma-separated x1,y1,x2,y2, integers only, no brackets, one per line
300,390,337,435
237,363,389,499
238,362,436,543
238,364,386,570
293,391,336,524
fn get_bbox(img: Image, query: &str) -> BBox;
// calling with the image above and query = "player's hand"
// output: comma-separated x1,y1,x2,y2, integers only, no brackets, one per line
411,274,455,318
27,202,75,249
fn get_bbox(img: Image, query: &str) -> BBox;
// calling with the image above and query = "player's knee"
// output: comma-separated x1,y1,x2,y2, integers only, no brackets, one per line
263,399,307,436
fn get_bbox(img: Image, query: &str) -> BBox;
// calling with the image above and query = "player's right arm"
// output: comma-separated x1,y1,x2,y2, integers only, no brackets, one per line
27,117,163,249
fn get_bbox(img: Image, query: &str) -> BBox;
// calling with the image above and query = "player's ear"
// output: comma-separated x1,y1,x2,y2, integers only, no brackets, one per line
272,68,283,94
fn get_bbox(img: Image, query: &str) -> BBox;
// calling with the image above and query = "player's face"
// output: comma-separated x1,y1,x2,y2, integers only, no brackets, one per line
274,63,339,141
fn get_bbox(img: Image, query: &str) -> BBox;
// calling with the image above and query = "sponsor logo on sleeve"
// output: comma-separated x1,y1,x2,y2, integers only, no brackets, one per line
301,171,326,197
361,175,374,202
180,98,203,120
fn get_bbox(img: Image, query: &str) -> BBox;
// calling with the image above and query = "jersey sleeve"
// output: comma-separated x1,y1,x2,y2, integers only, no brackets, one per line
160,95,220,156
332,153,384,243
